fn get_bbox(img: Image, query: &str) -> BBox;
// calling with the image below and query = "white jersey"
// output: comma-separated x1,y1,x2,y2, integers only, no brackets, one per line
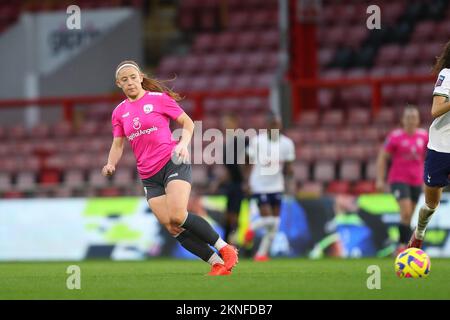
247,132,295,194
429,68,450,153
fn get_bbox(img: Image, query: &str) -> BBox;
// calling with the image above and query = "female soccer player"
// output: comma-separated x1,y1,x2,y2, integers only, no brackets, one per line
376,106,428,252
102,60,238,275
244,112,295,261
409,40,450,248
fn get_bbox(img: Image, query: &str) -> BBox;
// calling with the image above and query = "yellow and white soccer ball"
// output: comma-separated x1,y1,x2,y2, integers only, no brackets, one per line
395,248,431,278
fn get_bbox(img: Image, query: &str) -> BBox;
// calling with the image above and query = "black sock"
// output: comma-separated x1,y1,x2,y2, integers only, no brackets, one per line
180,213,220,246
398,223,412,244
175,230,215,262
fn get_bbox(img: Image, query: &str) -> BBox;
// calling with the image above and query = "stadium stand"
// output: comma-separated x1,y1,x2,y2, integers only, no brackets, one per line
0,0,449,198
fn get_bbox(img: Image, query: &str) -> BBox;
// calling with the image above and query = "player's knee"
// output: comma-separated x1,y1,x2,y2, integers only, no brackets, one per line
164,223,180,236
169,213,187,226
425,201,439,210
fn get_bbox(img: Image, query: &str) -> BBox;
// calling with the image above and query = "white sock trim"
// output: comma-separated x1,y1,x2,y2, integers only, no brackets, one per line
214,238,227,251
424,203,438,212
207,253,224,266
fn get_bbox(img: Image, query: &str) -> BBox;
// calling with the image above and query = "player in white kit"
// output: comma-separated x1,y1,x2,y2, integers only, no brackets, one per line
244,112,296,261
409,40,450,249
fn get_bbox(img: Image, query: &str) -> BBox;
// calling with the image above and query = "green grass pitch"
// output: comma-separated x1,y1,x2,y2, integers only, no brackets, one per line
1,258,449,300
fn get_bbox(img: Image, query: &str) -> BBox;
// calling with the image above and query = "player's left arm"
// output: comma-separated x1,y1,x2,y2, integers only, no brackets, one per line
174,112,195,163
431,69,450,118
431,95,450,119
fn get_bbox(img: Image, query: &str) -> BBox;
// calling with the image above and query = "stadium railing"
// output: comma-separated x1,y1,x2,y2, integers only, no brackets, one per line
0,88,270,122
291,74,435,120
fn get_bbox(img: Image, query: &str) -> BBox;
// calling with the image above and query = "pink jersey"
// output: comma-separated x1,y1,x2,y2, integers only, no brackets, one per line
111,91,184,179
384,128,429,186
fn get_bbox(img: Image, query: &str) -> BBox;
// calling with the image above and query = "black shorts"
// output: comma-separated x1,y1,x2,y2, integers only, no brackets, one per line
225,182,244,214
252,192,283,208
141,159,192,200
390,183,422,203
423,147,450,187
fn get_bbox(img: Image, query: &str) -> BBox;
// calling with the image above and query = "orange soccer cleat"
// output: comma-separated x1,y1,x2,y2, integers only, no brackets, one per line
254,254,270,262
219,245,239,271
207,263,231,276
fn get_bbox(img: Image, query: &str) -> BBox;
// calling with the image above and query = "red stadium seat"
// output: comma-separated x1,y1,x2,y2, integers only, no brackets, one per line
313,160,336,183
411,21,437,43
330,128,355,144
293,161,310,183
259,30,279,50
352,180,376,195
192,33,216,53
296,111,319,127
401,43,423,66
183,55,204,75
319,48,335,67
15,172,36,191
373,108,395,125
225,52,246,73
227,11,250,30
210,75,233,91
236,31,260,51
52,122,73,138
298,181,323,196
375,44,402,66
99,187,121,197
395,84,419,104
64,170,86,189
39,170,60,186
347,108,370,127
215,32,237,52
340,160,361,182
366,160,377,181
343,26,367,49
113,169,134,187
321,110,344,126
88,169,109,188
382,2,405,25
297,145,315,162
326,180,350,194
0,173,12,192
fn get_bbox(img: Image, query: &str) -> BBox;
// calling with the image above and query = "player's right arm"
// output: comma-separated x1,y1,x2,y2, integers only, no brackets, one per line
103,105,126,177
102,137,125,176
376,149,390,192
376,133,394,192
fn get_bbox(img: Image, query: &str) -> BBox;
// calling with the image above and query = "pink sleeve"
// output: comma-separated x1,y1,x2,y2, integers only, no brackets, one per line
162,93,184,120
384,132,395,154
111,109,125,137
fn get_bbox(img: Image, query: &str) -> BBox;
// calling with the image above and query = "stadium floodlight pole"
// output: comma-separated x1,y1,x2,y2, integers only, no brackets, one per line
23,13,40,129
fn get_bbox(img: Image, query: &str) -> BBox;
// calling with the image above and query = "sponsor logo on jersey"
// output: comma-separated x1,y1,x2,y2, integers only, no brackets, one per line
127,126,158,141
122,112,130,118
148,92,163,96
436,75,445,87
133,117,141,130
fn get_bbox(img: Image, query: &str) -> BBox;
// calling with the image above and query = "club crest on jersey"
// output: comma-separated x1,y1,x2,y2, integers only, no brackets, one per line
143,104,153,114
436,75,445,87
133,117,141,130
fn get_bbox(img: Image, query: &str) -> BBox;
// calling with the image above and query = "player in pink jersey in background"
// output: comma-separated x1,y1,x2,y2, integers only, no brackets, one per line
102,60,238,276
376,106,428,253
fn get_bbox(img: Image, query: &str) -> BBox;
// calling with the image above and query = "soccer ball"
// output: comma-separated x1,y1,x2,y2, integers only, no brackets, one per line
395,248,431,278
